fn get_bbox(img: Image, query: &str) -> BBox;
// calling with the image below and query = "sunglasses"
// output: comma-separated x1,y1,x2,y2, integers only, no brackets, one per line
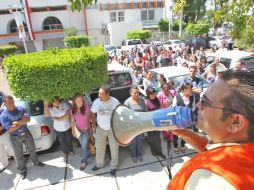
199,94,239,114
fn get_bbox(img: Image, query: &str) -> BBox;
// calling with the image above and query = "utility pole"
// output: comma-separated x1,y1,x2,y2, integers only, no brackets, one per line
179,9,183,38
168,0,173,40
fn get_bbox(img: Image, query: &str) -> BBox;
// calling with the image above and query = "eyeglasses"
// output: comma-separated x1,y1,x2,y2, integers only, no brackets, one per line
199,94,239,113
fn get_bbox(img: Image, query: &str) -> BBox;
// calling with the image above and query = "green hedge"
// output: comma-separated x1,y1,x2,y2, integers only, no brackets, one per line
127,30,152,40
0,45,17,58
185,23,209,37
64,35,89,48
3,46,107,101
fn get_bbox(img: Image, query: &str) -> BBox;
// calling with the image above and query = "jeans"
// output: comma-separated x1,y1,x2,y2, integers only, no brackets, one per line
10,130,39,173
130,134,142,158
79,131,89,163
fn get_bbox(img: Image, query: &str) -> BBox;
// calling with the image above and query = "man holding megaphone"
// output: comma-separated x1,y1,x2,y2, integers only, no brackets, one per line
111,69,254,189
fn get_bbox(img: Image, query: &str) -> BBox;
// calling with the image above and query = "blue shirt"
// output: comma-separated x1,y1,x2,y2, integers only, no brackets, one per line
0,106,30,136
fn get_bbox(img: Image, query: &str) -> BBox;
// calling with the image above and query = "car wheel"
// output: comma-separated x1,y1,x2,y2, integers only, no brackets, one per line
213,44,218,50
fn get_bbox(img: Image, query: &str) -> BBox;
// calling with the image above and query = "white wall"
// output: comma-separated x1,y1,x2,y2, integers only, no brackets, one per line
108,22,143,46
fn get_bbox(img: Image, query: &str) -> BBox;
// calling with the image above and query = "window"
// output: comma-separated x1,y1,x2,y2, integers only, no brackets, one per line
110,11,124,22
118,11,124,22
108,73,132,88
110,12,117,22
141,9,154,21
43,16,63,30
9,20,28,33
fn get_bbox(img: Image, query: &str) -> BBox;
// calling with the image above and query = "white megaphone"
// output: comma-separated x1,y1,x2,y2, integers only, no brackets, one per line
110,104,193,146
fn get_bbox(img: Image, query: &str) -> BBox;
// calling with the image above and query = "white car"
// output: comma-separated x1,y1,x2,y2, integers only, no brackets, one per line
104,45,118,55
2,98,56,156
139,66,208,96
206,50,254,69
163,39,185,52
208,36,223,49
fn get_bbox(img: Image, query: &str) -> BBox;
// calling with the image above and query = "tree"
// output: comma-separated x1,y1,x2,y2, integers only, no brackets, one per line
158,19,169,32
67,0,95,11
185,22,209,36
64,26,78,37
174,0,207,24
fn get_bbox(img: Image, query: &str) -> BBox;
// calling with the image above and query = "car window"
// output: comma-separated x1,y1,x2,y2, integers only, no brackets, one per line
165,41,172,45
242,57,254,70
108,73,133,88
27,101,44,116
15,100,44,116
128,40,142,46
206,56,215,64
105,46,116,51
220,58,232,68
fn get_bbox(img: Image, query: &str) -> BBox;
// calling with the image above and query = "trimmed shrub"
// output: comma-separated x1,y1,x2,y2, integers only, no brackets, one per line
185,23,209,37
64,35,89,48
3,46,107,101
127,30,152,40
0,45,18,58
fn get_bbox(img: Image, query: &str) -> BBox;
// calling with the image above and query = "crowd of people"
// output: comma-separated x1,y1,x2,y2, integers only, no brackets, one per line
1,39,253,189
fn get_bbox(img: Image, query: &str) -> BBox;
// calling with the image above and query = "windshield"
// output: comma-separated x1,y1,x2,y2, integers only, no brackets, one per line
16,100,44,116
105,46,116,51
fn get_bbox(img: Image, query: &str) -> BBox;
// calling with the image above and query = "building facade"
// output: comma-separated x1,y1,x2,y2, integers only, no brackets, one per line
0,0,166,51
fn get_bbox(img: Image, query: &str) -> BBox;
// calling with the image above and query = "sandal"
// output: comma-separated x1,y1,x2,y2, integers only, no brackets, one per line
174,148,180,154
79,162,87,171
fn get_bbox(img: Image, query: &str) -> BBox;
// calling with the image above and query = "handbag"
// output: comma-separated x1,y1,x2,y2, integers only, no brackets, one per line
88,134,96,156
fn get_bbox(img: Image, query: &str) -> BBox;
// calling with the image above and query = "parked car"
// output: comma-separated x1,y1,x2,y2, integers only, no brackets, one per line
89,63,137,103
1,98,56,156
121,39,148,51
206,50,254,69
163,39,185,52
104,45,118,55
208,36,223,50
139,66,209,96
185,37,206,49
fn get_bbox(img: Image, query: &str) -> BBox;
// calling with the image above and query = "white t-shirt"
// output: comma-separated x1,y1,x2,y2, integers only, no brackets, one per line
90,96,119,130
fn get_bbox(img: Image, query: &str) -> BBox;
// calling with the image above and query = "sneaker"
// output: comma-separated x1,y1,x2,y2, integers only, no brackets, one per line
34,162,45,167
20,171,27,179
132,157,137,163
92,165,100,171
79,162,87,171
138,156,143,162
110,169,116,176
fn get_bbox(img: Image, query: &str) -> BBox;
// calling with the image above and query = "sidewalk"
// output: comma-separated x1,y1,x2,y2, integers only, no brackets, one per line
0,139,196,190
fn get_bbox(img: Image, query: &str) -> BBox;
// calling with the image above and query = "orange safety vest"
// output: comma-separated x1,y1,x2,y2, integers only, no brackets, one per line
168,143,254,190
